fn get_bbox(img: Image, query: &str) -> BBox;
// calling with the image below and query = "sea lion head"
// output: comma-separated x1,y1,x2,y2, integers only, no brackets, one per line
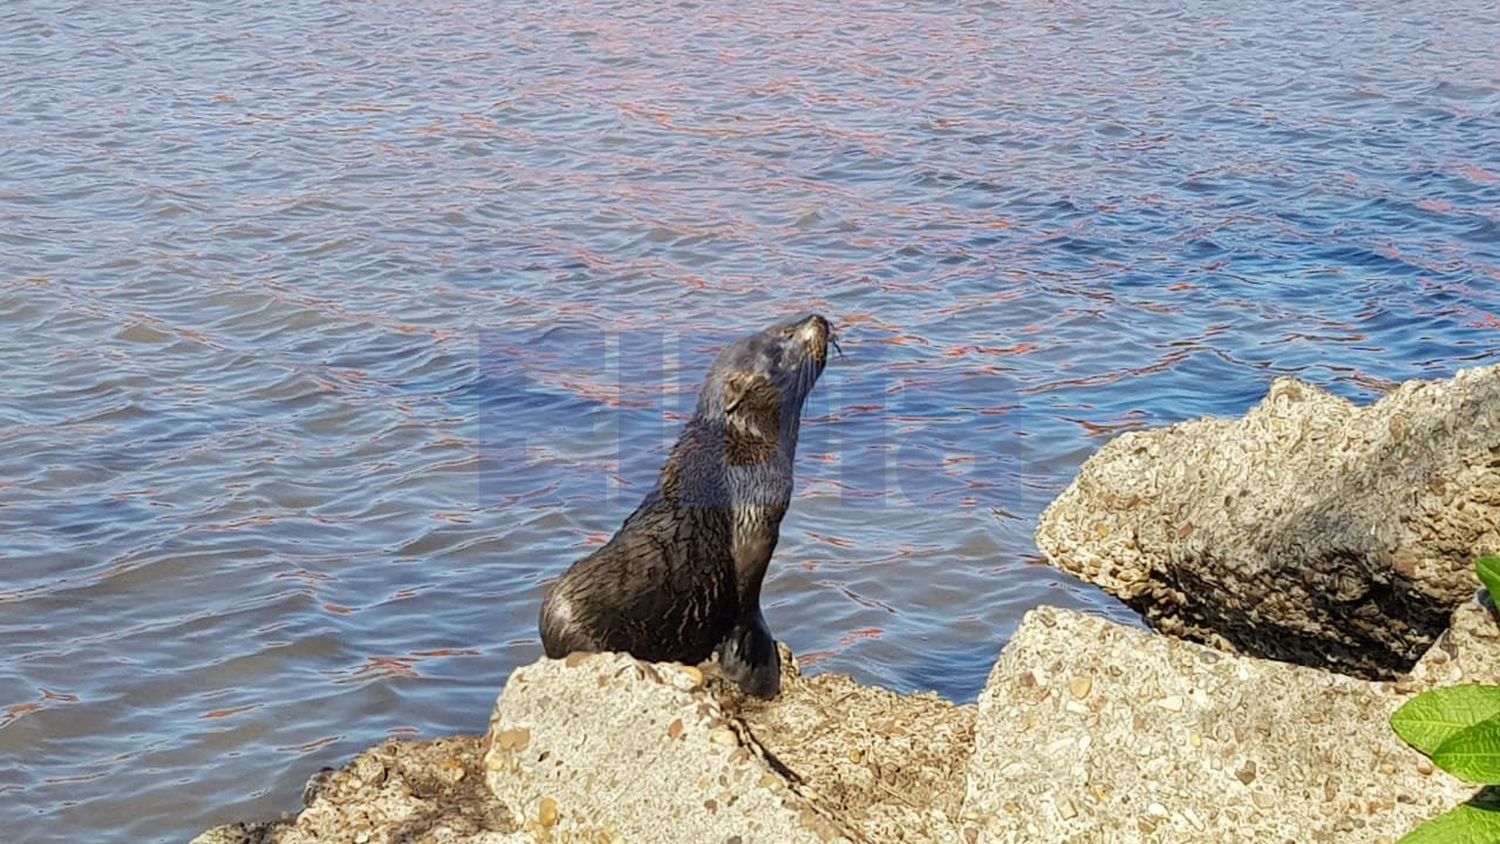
699,313,832,444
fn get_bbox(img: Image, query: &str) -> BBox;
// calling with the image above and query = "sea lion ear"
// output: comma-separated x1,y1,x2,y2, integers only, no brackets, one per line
723,374,747,416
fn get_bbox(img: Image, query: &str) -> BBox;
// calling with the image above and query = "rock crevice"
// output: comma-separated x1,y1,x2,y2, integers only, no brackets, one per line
1036,365,1500,677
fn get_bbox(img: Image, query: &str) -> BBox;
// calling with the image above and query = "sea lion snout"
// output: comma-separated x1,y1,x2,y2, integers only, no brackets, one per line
794,313,832,366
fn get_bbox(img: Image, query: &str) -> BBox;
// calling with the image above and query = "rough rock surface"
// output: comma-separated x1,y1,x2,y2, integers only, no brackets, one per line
722,654,976,843
195,599,1496,844
191,736,523,844
482,651,856,843
191,647,975,844
1036,365,1500,677
1404,595,1500,691
963,606,1472,844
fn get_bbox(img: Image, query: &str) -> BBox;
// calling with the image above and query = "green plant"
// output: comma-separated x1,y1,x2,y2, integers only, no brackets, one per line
1388,555,1500,842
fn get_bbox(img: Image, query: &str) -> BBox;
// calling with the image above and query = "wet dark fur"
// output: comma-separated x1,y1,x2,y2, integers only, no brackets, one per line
539,313,831,698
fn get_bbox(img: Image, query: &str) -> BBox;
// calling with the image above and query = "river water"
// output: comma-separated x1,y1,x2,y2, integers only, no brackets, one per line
2,0,1497,840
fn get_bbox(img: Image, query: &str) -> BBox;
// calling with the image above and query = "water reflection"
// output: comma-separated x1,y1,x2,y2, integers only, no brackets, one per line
0,0,1496,839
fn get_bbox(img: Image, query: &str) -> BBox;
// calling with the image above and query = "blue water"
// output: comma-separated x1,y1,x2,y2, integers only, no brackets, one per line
1,0,1496,840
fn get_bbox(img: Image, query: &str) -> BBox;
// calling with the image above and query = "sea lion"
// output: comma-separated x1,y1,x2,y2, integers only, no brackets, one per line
539,313,833,698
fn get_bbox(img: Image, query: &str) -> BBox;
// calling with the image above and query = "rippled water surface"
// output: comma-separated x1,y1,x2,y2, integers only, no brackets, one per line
2,0,1498,839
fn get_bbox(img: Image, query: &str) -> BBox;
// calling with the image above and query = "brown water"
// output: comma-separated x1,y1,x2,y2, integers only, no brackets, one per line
2,0,1497,840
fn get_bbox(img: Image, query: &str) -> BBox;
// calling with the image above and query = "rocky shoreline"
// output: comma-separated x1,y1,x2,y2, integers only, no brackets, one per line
195,364,1500,844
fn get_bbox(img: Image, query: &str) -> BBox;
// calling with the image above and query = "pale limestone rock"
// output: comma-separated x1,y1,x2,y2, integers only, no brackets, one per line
190,736,521,844
196,645,974,844
482,651,856,844
728,654,976,843
193,599,1500,844
189,823,279,844
962,606,1471,844
1036,364,1500,677
1404,597,1500,690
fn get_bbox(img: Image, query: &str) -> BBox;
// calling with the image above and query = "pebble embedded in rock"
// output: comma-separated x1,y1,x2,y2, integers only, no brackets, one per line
494,728,531,752
437,758,466,784
1236,761,1257,785
538,797,559,828
352,755,385,785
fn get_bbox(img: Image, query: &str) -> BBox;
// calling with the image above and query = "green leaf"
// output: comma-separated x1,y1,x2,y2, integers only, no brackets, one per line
1393,685,1500,757
1434,716,1500,783
1478,555,1500,602
1397,795,1500,843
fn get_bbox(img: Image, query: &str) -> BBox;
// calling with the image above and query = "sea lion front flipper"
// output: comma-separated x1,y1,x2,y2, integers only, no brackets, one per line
716,611,780,699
